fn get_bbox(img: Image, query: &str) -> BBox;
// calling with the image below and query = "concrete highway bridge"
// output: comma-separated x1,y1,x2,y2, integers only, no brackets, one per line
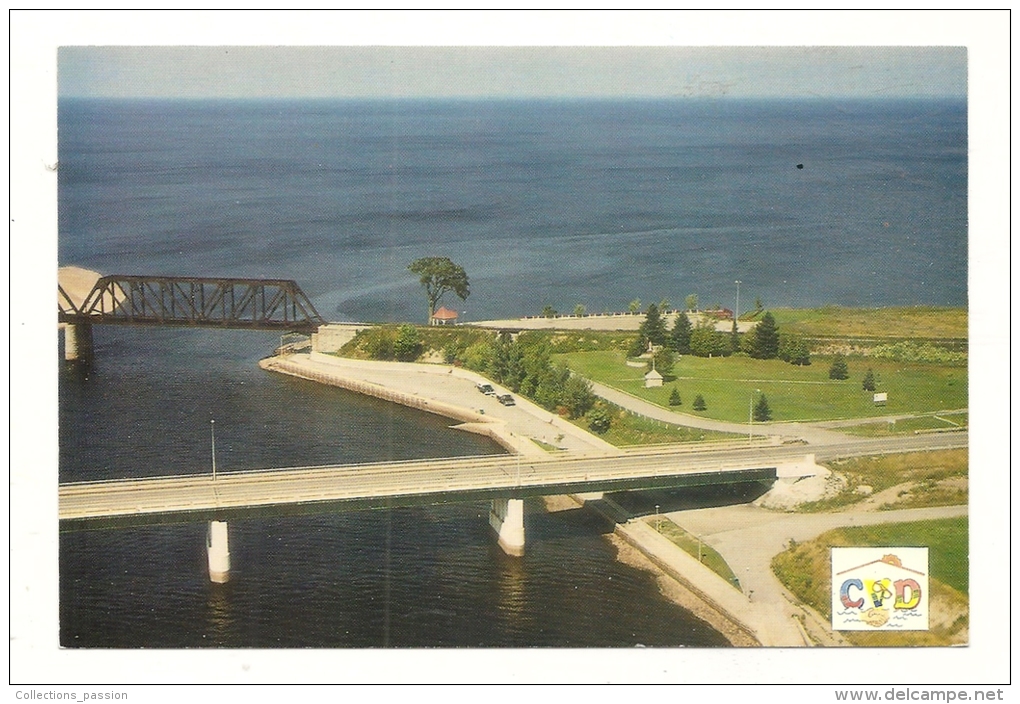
59,432,966,583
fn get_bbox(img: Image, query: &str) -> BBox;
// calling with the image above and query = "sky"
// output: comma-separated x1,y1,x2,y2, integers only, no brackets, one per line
58,45,967,100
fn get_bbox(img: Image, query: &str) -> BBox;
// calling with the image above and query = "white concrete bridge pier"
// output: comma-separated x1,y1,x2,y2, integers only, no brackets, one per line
206,521,231,583
489,499,525,556
63,322,93,362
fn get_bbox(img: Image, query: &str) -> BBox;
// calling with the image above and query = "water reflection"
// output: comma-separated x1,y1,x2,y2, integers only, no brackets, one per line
205,583,234,647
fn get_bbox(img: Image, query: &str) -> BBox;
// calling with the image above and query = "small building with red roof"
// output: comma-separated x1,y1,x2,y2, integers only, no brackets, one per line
431,306,460,325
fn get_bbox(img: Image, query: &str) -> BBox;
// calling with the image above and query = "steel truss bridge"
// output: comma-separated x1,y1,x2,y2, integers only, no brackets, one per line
59,274,325,333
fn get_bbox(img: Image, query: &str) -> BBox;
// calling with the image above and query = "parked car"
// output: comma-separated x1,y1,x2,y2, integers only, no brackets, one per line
497,394,516,406
476,383,496,395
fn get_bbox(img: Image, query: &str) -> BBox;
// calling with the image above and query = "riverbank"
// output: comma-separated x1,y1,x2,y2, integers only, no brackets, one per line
261,352,620,457
265,351,777,645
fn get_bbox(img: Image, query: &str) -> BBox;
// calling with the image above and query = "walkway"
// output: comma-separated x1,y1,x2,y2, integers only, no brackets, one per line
589,381,862,445
666,503,969,646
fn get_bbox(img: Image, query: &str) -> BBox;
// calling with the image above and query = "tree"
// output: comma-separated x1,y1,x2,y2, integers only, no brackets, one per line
541,305,558,318
638,303,668,347
730,319,741,353
753,394,772,422
408,257,470,324
692,394,707,411
586,404,613,434
627,334,648,358
748,312,780,359
685,294,699,312
628,298,642,314
669,312,693,355
862,368,876,391
659,298,671,312
561,374,596,418
829,354,849,380
690,319,727,357
669,387,682,406
573,304,587,318
393,324,423,361
778,332,811,366
651,348,675,378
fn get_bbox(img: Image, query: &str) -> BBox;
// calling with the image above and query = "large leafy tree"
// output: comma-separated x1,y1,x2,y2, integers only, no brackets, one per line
407,257,470,323
779,332,811,366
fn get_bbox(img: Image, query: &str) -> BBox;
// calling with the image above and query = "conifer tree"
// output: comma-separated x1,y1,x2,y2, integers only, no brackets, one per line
862,368,876,391
748,312,780,359
753,394,772,422
829,354,850,380
693,394,707,411
669,311,693,355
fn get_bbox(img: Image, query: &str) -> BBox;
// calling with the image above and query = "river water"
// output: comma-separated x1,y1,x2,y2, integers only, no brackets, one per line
57,97,966,648
58,327,729,648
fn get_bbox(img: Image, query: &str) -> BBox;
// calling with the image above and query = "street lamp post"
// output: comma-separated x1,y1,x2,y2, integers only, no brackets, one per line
748,388,760,442
210,419,217,481
734,280,742,326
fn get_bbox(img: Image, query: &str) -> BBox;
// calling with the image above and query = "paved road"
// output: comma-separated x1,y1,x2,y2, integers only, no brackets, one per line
289,353,620,456
60,432,967,525
666,502,969,644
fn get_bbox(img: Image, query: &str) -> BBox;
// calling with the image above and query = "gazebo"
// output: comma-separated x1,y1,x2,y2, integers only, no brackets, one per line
431,306,459,326
644,368,663,388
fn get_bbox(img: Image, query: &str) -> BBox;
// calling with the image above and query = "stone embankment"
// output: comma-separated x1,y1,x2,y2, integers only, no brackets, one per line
260,352,619,457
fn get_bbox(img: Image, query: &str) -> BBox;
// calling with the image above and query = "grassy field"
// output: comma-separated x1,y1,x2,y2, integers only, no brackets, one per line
767,306,967,341
556,350,967,423
801,449,968,513
563,404,738,446
651,518,742,590
841,412,968,437
772,518,968,646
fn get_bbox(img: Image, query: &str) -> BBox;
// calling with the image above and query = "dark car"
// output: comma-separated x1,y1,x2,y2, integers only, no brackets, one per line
497,394,515,406
476,383,496,395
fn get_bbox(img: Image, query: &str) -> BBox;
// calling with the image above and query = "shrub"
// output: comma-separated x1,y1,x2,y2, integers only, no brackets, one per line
393,324,424,362
587,405,613,434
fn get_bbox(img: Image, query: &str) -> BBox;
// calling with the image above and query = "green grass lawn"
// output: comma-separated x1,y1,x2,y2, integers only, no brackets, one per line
841,412,968,437
563,404,738,445
767,306,967,341
772,517,968,646
557,351,967,423
651,518,742,590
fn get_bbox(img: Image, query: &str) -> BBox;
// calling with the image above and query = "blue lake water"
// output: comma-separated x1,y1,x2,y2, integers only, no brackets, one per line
57,97,967,648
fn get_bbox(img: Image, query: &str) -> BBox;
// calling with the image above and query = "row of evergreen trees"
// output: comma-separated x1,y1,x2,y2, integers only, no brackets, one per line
629,304,810,365
485,333,596,419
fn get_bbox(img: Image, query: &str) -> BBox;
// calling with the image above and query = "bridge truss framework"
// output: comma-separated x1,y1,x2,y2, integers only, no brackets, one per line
59,275,325,333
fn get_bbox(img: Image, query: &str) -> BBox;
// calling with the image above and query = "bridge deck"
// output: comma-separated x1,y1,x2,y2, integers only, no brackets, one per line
58,433,968,530
58,446,803,529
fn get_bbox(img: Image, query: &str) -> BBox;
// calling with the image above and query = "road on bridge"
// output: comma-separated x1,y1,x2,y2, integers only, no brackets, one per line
59,432,966,527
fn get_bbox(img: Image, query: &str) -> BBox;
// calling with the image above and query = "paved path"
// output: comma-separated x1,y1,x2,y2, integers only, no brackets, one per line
590,381,861,445
666,503,968,645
